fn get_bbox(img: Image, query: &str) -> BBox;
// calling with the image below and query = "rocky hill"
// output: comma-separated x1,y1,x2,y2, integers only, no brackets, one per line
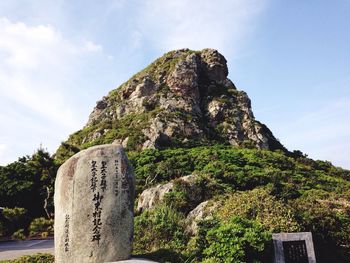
56,48,286,162
1,48,349,262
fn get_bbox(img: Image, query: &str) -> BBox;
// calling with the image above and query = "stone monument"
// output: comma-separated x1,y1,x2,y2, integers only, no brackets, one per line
272,232,316,263
54,144,135,263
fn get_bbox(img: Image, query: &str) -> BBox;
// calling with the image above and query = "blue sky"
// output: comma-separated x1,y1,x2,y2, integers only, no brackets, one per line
0,0,349,169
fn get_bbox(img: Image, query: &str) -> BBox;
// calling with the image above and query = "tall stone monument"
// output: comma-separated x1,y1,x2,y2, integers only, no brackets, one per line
54,144,135,263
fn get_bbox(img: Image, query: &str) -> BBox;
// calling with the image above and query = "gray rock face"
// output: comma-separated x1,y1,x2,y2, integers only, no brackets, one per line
136,174,199,213
56,48,286,161
54,144,135,263
186,200,219,235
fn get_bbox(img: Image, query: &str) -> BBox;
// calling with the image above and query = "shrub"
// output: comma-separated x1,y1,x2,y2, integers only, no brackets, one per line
162,178,203,214
11,229,26,240
217,188,301,232
1,207,28,235
196,216,271,263
29,217,54,237
0,253,54,263
133,205,189,254
2,207,27,222
293,190,350,247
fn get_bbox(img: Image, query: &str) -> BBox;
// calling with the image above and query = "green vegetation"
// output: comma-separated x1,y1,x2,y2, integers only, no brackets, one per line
130,145,350,262
55,108,163,164
11,229,26,240
217,188,301,233
0,148,57,239
28,217,54,238
134,205,189,253
0,253,54,263
195,217,271,263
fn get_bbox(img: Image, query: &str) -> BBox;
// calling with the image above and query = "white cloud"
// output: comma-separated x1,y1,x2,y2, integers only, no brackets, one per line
0,18,103,164
136,0,267,57
83,40,103,52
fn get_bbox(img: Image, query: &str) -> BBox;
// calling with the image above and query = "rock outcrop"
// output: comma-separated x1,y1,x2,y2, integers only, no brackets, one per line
136,174,198,213
186,200,220,235
56,48,286,162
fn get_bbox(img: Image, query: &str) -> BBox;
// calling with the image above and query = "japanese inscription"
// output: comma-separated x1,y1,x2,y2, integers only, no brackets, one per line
283,240,308,263
121,159,129,194
64,214,70,252
90,160,98,192
100,161,107,192
92,191,103,244
90,160,108,245
114,159,119,196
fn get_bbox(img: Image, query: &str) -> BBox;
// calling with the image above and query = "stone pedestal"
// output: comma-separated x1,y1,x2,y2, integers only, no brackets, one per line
54,144,135,263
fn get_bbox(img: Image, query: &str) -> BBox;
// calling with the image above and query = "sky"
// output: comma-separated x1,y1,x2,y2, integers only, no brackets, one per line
0,0,349,169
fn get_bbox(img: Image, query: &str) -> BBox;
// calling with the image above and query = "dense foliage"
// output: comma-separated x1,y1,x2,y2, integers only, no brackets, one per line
0,148,58,238
195,217,271,263
0,253,54,263
216,188,301,233
134,205,188,253
130,145,350,262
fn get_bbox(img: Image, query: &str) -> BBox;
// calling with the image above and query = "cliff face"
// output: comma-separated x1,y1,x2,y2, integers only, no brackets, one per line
56,48,285,161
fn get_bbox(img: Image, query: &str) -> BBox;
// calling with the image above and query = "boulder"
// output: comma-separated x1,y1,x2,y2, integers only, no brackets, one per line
136,174,198,213
186,200,219,235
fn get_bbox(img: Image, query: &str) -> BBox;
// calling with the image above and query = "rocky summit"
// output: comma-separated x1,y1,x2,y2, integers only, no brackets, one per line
56,48,285,162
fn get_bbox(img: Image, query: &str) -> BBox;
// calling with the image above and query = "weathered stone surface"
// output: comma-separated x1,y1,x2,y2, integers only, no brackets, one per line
200,48,228,81
186,200,219,235
136,174,199,213
54,144,135,263
166,53,200,99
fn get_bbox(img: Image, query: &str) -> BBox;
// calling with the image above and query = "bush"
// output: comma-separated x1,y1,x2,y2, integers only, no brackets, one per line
1,207,28,235
293,190,350,246
217,188,301,232
162,178,203,214
0,253,54,263
196,216,271,263
133,205,189,254
2,207,27,222
29,217,54,237
11,229,26,240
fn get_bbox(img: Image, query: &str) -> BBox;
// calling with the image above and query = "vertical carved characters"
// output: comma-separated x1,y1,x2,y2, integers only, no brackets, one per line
64,214,70,252
92,191,103,244
90,160,108,245
114,159,119,196
90,160,98,192
100,161,107,192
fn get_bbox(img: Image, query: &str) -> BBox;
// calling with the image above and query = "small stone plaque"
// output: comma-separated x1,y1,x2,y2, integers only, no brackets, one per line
54,144,135,263
272,232,316,263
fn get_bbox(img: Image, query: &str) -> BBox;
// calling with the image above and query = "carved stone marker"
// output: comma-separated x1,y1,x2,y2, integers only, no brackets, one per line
54,144,135,263
272,232,316,263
